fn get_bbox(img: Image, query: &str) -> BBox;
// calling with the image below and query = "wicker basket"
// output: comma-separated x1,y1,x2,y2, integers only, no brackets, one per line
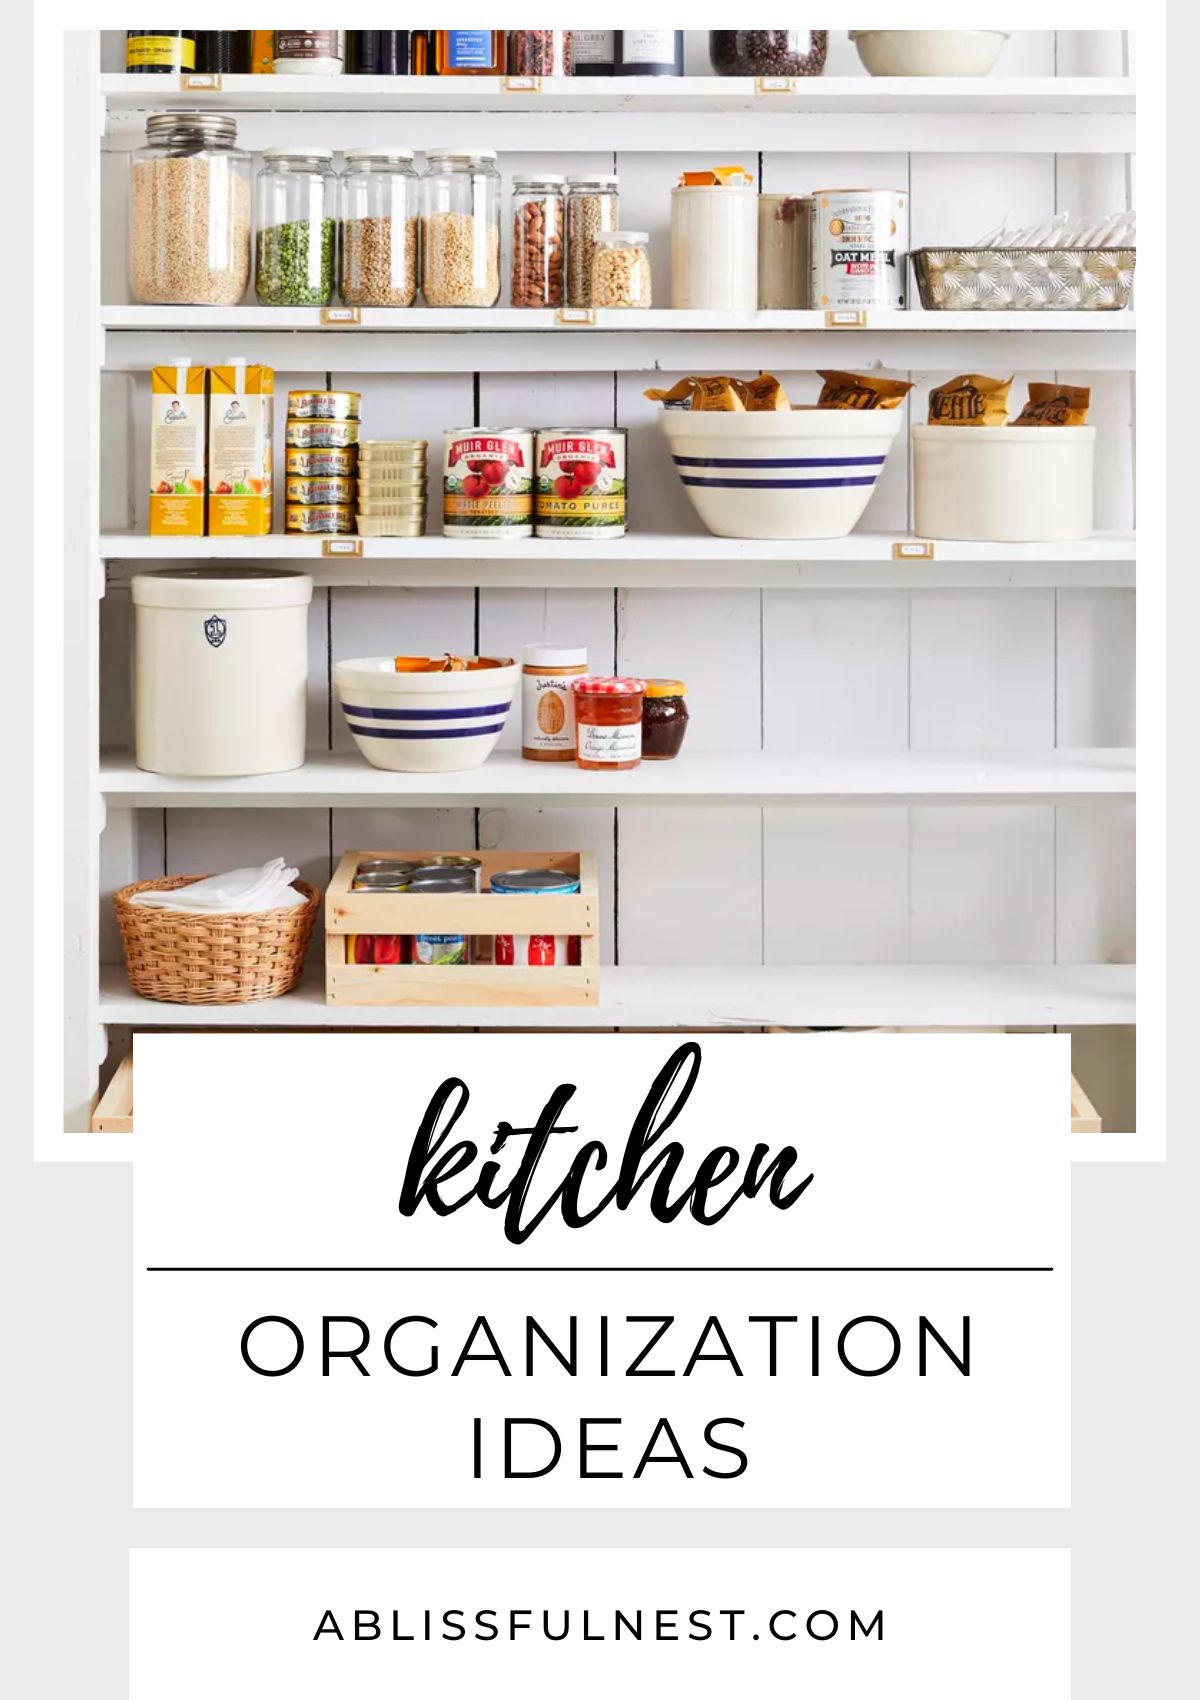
114,875,321,1005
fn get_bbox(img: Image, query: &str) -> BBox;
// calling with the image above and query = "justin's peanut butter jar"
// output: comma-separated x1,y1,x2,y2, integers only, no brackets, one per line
521,644,587,762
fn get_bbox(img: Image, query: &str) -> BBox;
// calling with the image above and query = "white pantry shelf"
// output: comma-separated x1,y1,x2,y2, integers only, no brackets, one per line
100,531,1136,592
98,962,1136,1031
99,748,1134,810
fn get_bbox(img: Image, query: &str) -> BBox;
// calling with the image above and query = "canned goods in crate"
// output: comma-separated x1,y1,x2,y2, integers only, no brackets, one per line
287,389,361,420
811,188,908,310
443,429,533,538
535,430,626,538
286,445,358,479
410,863,478,965
285,417,360,450
285,475,357,506
492,867,583,968
285,502,355,534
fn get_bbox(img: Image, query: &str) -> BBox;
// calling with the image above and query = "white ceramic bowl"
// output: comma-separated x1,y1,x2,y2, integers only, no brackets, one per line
334,656,518,772
849,30,1008,77
660,407,904,540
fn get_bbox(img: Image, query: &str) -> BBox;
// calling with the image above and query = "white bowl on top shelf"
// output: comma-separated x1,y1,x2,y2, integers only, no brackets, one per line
849,30,1009,77
659,406,904,541
334,656,519,773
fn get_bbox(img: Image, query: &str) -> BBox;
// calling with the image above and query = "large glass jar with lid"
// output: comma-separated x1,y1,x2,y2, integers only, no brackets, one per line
128,112,251,305
339,149,419,307
255,147,337,307
709,31,828,76
420,150,502,308
566,174,619,308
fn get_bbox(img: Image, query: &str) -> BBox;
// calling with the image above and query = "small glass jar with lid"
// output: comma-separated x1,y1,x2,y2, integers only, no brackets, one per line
572,676,646,771
641,679,689,760
590,230,653,308
510,175,566,308
339,148,419,307
255,147,337,306
566,175,620,307
129,112,251,306
507,30,574,76
420,150,502,307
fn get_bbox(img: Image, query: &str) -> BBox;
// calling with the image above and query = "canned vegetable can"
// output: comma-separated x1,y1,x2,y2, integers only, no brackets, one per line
535,429,626,538
443,429,534,538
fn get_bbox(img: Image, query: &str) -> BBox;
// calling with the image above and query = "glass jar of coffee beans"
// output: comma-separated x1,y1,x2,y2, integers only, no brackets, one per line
339,149,419,307
566,174,620,308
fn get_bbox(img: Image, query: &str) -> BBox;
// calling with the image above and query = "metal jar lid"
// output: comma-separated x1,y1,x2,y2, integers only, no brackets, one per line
490,869,581,894
414,855,482,873
408,870,476,893
145,111,239,148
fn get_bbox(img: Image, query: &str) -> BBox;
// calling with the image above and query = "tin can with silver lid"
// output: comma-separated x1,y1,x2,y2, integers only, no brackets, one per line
810,188,908,311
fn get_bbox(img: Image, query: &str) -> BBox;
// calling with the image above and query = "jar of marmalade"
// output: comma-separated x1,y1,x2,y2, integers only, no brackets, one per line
572,676,645,770
642,679,688,760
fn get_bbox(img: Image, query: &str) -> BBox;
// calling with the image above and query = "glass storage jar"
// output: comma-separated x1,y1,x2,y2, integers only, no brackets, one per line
566,175,620,307
511,175,566,308
590,230,652,308
420,150,502,307
129,113,252,306
507,30,574,76
255,147,337,306
709,30,828,76
434,30,506,75
339,149,419,307
758,193,812,308
641,679,689,760
573,677,646,770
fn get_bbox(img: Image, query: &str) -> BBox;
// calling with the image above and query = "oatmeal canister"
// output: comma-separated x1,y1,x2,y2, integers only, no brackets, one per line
811,188,908,311
492,868,583,968
534,430,627,538
522,644,587,762
443,428,534,538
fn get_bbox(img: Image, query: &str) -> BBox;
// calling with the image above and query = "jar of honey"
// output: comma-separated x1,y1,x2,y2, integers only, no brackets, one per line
572,676,645,770
642,679,688,760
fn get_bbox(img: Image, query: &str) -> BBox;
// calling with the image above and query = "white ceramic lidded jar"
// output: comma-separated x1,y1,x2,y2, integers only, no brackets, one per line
132,569,313,776
670,172,758,310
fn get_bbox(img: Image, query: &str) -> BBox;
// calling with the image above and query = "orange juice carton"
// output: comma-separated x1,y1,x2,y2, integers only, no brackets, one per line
208,362,274,536
149,362,207,536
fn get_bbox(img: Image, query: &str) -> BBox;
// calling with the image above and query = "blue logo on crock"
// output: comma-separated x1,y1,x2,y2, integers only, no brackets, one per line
204,614,227,648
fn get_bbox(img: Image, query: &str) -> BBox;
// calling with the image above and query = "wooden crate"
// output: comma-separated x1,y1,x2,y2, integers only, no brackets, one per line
89,1052,133,1133
325,849,600,1008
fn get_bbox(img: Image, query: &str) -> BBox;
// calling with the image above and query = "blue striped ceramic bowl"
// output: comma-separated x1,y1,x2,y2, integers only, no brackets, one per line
334,657,519,773
660,406,904,539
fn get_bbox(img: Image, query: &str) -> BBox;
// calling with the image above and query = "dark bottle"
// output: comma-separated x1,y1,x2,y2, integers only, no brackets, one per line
614,29,683,77
571,30,615,76
196,31,252,74
125,30,197,74
347,31,411,75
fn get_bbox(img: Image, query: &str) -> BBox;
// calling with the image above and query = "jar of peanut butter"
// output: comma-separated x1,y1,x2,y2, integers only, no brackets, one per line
521,644,587,762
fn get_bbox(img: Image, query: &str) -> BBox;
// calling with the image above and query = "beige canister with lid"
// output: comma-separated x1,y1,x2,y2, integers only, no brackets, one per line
132,569,313,775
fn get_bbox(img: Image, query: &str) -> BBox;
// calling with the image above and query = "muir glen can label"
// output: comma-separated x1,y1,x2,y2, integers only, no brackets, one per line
442,430,533,538
535,430,627,538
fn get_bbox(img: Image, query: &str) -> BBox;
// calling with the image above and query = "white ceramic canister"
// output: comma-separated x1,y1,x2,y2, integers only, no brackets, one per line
670,182,759,311
132,569,313,776
810,188,908,311
912,424,1096,543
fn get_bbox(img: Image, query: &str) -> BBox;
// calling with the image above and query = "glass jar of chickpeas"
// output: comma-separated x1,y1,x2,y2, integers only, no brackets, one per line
590,229,653,308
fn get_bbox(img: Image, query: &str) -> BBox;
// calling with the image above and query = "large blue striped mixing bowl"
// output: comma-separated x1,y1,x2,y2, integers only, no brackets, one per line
660,405,904,539
334,657,519,773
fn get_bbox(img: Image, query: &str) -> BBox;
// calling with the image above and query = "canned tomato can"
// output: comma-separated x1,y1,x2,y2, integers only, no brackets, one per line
535,429,627,538
285,417,360,450
443,429,534,539
285,502,355,534
287,389,361,421
285,475,357,506
286,446,359,479
810,188,908,311
491,867,583,968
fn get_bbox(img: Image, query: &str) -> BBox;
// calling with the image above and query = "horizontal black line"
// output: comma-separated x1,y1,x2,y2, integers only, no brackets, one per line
146,1266,1054,1275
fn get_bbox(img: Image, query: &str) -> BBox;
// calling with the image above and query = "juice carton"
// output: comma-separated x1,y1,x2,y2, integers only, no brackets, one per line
149,362,206,537
208,362,274,536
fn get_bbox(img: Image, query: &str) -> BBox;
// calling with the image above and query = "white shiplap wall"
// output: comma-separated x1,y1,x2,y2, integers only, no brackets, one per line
96,29,1136,1125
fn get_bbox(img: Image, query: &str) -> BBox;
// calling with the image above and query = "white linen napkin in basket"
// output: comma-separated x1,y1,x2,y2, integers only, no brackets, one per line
130,858,307,913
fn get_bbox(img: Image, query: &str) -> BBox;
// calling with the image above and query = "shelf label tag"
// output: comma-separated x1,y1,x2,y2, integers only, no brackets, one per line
555,307,597,327
322,537,363,557
503,74,542,92
893,540,935,561
756,75,796,94
825,309,869,328
181,72,222,91
320,306,362,326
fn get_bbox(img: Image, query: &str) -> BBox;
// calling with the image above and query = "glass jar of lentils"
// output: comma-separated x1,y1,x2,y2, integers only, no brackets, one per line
566,174,620,308
420,149,502,307
510,175,565,308
339,148,419,306
255,147,337,306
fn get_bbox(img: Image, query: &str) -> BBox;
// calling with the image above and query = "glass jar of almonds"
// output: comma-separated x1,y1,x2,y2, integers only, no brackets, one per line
420,149,502,308
339,148,419,307
590,229,652,308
